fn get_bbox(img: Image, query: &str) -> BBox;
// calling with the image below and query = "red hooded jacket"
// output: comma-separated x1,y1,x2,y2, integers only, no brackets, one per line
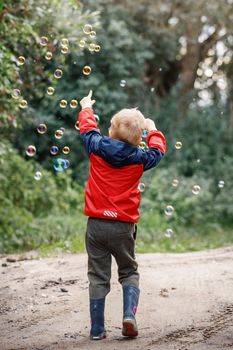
78,108,166,223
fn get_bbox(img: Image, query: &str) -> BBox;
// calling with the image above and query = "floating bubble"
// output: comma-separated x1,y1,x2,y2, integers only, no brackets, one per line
26,145,36,157
82,66,92,75
59,99,67,108
64,159,70,169
50,145,59,155
89,43,96,52
45,51,53,60
37,123,47,134
94,114,100,123
75,121,80,131
70,99,78,108
172,179,179,187
79,39,86,47
63,146,70,154
53,158,66,172
218,180,224,188
34,171,42,181
47,87,55,95
83,24,92,34
142,130,148,138
192,185,201,195
175,141,182,150
40,36,48,46
12,89,21,100
90,30,96,38
150,87,155,92
54,69,63,79
94,45,101,52
59,127,65,133
120,80,126,87
61,38,69,46
18,56,25,65
138,141,147,149
19,99,28,109
165,205,174,216
55,129,64,139
61,46,69,54
164,228,173,238
138,182,145,192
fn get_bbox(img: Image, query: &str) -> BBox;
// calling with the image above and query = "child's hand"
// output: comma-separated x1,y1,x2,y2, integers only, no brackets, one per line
144,118,157,132
80,90,96,109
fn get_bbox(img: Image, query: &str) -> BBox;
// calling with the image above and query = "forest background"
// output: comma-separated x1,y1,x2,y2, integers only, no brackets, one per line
1,0,233,254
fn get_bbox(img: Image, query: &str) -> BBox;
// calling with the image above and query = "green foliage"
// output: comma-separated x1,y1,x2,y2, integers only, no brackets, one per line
0,140,85,253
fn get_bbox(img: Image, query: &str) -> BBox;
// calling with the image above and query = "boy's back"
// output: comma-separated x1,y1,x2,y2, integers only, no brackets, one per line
78,91,166,340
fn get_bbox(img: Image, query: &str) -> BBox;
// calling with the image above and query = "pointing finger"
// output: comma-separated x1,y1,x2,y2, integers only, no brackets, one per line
88,90,93,98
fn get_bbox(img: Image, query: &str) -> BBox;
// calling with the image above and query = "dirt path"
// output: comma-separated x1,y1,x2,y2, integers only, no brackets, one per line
0,247,233,350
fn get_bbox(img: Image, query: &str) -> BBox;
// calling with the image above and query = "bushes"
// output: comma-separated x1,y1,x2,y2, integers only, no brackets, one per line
0,140,85,253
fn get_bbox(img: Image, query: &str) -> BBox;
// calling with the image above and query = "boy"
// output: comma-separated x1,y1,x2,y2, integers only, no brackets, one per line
78,90,166,340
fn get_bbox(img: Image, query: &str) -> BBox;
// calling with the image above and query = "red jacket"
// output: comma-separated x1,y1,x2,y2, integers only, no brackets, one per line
78,108,166,223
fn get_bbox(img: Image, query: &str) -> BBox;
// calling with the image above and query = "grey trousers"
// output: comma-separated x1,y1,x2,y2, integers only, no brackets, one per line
85,217,139,299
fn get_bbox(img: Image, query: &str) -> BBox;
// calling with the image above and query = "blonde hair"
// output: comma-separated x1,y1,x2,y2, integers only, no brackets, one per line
110,108,145,146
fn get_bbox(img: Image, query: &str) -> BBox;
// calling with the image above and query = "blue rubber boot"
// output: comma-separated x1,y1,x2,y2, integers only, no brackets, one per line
90,298,106,340
122,285,140,337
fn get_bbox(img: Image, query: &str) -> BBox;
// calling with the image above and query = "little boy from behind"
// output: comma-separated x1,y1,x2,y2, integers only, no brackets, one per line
78,91,166,340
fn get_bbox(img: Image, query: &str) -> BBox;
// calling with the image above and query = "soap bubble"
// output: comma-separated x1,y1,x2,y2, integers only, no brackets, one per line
218,180,224,188
50,145,59,155
175,141,182,150
61,38,69,46
82,66,92,75
120,80,126,87
164,228,173,238
79,39,86,47
55,129,64,139
165,205,174,216
139,141,147,149
53,158,66,172
34,171,42,181
94,114,100,123
70,99,78,108
47,87,55,95
138,182,145,192
59,127,65,133
172,179,179,187
64,159,70,169
26,145,36,157
142,130,148,138
12,89,21,99
94,45,101,52
75,121,80,130
59,99,67,108
90,30,96,38
61,46,69,54
45,51,53,60
37,123,47,134
89,43,96,52
40,36,48,46
192,185,201,195
83,24,92,34
62,146,70,154
18,56,25,65
19,100,28,109
54,69,63,79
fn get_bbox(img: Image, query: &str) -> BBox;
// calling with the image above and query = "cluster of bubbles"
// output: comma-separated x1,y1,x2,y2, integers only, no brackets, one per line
79,24,101,53
59,99,78,109
53,158,70,172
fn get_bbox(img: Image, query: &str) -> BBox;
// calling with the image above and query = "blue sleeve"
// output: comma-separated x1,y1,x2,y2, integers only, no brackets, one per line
80,129,102,155
138,148,164,171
